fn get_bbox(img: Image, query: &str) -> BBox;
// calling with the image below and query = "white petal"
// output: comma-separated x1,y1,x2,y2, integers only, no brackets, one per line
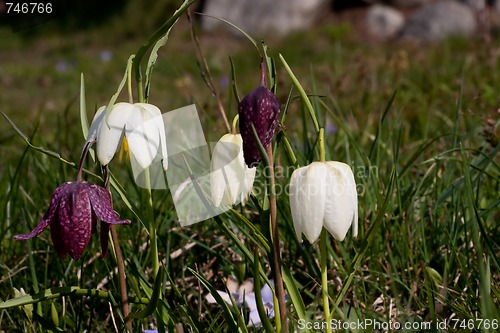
322,162,358,241
226,276,240,294
96,103,134,166
85,106,105,143
210,168,226,208
125,103,162,169
210,134,255,207
239,278,254,296
136,103,168,170
289,162,327,243
205,290,233,305
239,166,256,205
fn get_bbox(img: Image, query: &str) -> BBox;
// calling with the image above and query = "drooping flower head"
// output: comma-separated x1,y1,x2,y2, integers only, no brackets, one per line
289,161,358,243
14,181,130,260
238,62,280,167
210,133,256,207
86,102,168,170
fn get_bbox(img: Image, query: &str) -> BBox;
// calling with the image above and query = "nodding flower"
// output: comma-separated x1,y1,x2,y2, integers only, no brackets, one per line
289,161,358,243
15,181,130,260
210,133,256,207
238,62,280,168
86,102,168,170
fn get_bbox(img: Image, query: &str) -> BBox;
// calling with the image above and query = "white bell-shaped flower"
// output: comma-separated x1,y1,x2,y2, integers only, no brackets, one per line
210,134,256,207
86,102,168,170
289,161,358,243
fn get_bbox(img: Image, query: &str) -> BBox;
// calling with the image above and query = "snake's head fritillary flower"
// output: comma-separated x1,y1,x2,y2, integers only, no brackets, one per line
210,133,256,207
289,161,358,243
86,102,168,170
238,65,280,168
14,181,130,260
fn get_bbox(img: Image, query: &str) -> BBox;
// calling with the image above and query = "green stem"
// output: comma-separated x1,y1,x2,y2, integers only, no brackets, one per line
231,114,239,134
320,229,332,333
0,287,149,309
144,167,159,278
101,161,132,331
319,128,326,162
110,226,132,331
137,80,144,103
127,62,134,104
267,145,288,333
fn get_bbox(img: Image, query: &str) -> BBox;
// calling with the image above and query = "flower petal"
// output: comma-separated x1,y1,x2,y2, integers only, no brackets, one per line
51,182,93,260
85,183,130,225
96,103,134,166
243,291,257,311
14,182,72,240
136,103,168,169
126,103,163,169
322,162,358,241
100,222,110,258
260,281,274,305
289,162,327,243
210,134,255,207
248,307,262,327
205,290,233,305
85,106,105,143
139,103,168,170
238,86,280,167
226,275,240,294
239,278,254,296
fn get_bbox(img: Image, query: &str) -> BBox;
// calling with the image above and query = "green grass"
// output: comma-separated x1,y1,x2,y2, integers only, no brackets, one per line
1,3,499,332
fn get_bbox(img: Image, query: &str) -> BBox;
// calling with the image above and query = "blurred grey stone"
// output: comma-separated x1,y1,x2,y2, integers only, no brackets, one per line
201,0,329,36
460,0,486,10
366,4,405,39
493,0,500,12
401,0,477,41
387,0,432,7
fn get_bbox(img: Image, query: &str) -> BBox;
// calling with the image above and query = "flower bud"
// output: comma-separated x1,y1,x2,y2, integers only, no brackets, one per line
238,66,280,168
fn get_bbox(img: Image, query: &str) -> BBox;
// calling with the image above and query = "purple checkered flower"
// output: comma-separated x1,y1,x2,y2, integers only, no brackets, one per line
238,63,280,167
14,181,130,260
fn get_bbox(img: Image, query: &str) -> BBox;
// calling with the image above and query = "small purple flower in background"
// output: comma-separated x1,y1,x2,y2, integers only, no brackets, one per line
327,122,336,134
238,63,280,167
100,50,112,62
219,75,229,88
55,61,68,72
205,277,278,327
243,280,276,327
14,181,130,260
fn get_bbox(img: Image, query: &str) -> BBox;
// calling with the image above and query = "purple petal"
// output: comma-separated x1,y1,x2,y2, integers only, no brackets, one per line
100,222,110,258
14,182,72,240
260,281,274,305
14,217,51,240
51,183,93,260
50,214,69,259
248,308,262,327
85,183,130,225
239,86,280,167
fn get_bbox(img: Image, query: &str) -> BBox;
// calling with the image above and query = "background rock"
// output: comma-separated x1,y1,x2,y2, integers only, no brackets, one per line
201,0,330,36
387,0,433,7
366,4,405,39
401,0,477,41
